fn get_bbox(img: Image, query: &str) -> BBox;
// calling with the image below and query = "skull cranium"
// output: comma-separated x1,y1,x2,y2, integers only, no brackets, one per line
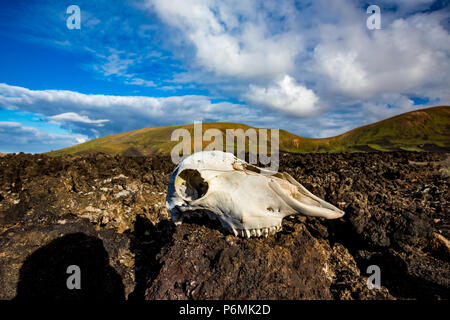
166,151,344,238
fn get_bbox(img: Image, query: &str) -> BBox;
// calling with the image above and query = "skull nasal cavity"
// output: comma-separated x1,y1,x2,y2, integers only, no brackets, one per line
176,169,208,201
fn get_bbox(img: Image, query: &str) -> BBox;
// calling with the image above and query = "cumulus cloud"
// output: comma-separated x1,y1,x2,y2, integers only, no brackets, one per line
0,122,87,153
145,0,450,120
244,75,321,117
147,0,303,79
313,9,450,100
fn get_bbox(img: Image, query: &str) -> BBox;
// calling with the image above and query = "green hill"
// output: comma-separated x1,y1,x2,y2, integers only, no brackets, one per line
47,106,450,156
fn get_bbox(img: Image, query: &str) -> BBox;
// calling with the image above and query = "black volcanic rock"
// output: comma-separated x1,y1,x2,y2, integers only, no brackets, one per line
145,221,335,300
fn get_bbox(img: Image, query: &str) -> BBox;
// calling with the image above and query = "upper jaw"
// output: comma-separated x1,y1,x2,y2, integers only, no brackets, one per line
268,172,345,219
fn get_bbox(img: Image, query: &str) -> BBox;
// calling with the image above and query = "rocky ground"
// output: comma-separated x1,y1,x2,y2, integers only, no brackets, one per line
0,151,448,300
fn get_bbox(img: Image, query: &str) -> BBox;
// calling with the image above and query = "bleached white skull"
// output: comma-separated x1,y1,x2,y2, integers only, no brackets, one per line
166,151,344,238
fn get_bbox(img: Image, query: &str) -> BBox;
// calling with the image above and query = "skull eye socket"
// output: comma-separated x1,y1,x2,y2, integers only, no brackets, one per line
175,169,209,201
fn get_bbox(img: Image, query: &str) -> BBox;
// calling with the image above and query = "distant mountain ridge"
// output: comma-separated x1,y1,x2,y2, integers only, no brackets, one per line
47,106,450,156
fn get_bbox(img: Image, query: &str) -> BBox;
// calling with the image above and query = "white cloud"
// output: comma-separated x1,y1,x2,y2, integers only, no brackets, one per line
95,49,134,77
0,83,255,138
0,121,87,153
124,77,156,87
147,0,303,79
146,0,450,122
313,10,450,99
91,49,157,87
48,112,110,125
244,75,321,117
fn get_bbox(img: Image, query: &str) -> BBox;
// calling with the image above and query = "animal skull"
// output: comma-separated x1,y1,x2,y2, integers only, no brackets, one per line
166,151,344,238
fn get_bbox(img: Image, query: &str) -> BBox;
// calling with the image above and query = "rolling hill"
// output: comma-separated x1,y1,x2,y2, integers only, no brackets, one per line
47,106,450,156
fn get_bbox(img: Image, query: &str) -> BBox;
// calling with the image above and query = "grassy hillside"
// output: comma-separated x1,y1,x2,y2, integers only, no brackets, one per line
47,106,450,156
336,106,450,152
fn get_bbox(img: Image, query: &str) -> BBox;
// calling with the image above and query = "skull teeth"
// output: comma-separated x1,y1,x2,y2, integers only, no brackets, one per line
231,225,282,238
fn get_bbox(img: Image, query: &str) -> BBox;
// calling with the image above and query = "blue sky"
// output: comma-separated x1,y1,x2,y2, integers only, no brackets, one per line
0,0,449,153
